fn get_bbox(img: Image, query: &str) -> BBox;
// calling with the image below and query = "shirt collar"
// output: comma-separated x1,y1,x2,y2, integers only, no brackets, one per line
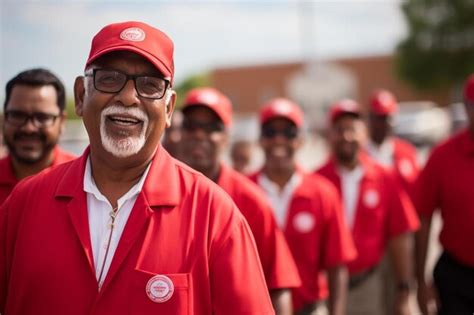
259,171,302,196
83,155,151,208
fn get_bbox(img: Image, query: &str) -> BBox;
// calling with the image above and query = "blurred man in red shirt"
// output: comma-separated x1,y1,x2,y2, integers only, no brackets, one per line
366,89,419,199
316,99,419,315
180,87,301,315
0,68,75,204
415,74,474,315
250,98,356,315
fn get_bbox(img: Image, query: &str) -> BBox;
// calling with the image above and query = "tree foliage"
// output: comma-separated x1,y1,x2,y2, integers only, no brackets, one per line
396,0,474,90
174,72,211,109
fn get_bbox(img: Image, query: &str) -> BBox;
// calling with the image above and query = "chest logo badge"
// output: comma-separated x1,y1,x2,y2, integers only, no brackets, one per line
146,274,174,303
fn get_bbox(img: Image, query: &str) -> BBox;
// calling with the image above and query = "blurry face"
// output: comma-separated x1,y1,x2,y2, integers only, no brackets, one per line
259,118,301,171
74,51,175,161
231,142,252,173
180,106,227,173
329,115,366,164
368,113,392,144
162,110,183,158
3,84,65,164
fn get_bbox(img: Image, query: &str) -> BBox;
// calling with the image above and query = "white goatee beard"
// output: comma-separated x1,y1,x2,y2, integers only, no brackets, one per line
100,105,149,158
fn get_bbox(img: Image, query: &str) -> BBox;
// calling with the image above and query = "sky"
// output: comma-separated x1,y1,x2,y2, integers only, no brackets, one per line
0,0,406,99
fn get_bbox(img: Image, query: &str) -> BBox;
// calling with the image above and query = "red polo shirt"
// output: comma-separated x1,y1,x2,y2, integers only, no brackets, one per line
0,147,76,205
249,171,356,311
0,146,274,315
414,129,474,267
392,137,420,200
316,155,419,274
217,164,301,290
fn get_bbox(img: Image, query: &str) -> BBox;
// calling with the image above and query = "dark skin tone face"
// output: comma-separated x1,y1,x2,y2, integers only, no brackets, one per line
230,141,253,173
162,110,183,159
368,112,393,145
329,114,366,169
74,51,175,168
3,84,65,166
260,118,302,184
180,106,227,182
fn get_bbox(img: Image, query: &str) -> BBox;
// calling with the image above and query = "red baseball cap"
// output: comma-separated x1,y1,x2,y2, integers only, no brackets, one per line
464,74,474,104
85,21,174,83
369,89,398,115
182,87,233,128
329,99,361,124
259,98,303,128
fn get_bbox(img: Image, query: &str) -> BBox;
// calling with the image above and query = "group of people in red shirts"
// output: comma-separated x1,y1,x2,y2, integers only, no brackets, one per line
1,20,473,315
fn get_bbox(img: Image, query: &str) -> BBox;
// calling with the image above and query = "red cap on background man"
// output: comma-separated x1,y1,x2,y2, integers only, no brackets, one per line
329,99,361,124
182,87,233,128
464,74,474,104
86,21,175,84
259,98,304,128
369,89,398,115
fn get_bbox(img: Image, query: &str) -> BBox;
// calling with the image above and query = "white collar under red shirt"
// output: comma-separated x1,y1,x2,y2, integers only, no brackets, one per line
83,155,151,289
258,172,302,228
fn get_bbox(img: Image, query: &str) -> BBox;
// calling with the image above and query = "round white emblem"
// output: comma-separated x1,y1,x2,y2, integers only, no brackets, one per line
120,27,146,42
398,159,413,179
146,275,174,303
293,211,315,233
363,189,380,209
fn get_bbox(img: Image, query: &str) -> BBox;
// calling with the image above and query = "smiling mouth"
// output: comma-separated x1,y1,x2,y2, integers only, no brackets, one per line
107,115,143,126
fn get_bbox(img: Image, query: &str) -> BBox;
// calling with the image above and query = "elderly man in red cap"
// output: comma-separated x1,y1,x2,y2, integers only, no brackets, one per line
179,87,302,315
0,21,275,315
249,98,356,315
366,89,420,200
316,99,419,315
414,74,474,315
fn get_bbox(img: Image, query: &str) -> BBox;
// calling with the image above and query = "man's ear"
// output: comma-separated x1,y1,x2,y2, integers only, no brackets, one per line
74,76,85,117
165,90,177,128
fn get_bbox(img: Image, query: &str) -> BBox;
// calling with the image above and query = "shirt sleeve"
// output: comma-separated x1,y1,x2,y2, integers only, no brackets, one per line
248,199,301,290
210,206,275,315
385,172,420,238
320,183,357,269
413,150,441,218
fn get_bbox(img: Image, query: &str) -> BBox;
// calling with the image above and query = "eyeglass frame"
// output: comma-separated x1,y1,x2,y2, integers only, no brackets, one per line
4,110,61,129
84,68,171,100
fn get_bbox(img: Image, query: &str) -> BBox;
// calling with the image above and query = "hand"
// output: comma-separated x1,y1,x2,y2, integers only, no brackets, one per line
417,281,438,315
395,291,411,315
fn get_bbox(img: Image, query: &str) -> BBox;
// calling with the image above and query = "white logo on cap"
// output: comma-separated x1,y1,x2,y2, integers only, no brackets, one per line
293,211,315,233
274,102,292,115
146,275,174,303
120,27,146,42
363,189,380,209
197,92,219,105
398,159,413,179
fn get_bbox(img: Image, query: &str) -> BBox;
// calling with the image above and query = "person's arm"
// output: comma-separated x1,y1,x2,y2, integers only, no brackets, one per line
270,289,292,315
327,265,348,315
415,215,437,315
388,232,414,315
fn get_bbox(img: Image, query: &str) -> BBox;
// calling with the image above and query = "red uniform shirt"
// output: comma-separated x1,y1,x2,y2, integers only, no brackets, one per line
217,164,301,290
0,147,76,205
414,129,474,267
0,147,274,315
316,156,419,274
392,137,420,200
249,171,356,311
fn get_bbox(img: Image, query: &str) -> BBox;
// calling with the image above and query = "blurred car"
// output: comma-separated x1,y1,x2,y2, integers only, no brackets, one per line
393,101,451,147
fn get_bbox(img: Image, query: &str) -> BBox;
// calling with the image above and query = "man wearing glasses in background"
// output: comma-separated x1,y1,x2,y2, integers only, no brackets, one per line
0,68,75,204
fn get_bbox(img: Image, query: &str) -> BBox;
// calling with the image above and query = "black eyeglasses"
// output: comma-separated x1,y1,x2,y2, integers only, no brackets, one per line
182,119,225,134
261,125,299,139
85,69,170,100
4,110,60,128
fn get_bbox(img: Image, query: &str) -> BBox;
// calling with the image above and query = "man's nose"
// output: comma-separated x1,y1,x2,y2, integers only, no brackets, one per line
115,79,140,106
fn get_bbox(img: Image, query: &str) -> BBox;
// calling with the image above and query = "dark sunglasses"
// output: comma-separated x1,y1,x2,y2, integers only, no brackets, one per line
182,119,225,133
261,125,299,139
